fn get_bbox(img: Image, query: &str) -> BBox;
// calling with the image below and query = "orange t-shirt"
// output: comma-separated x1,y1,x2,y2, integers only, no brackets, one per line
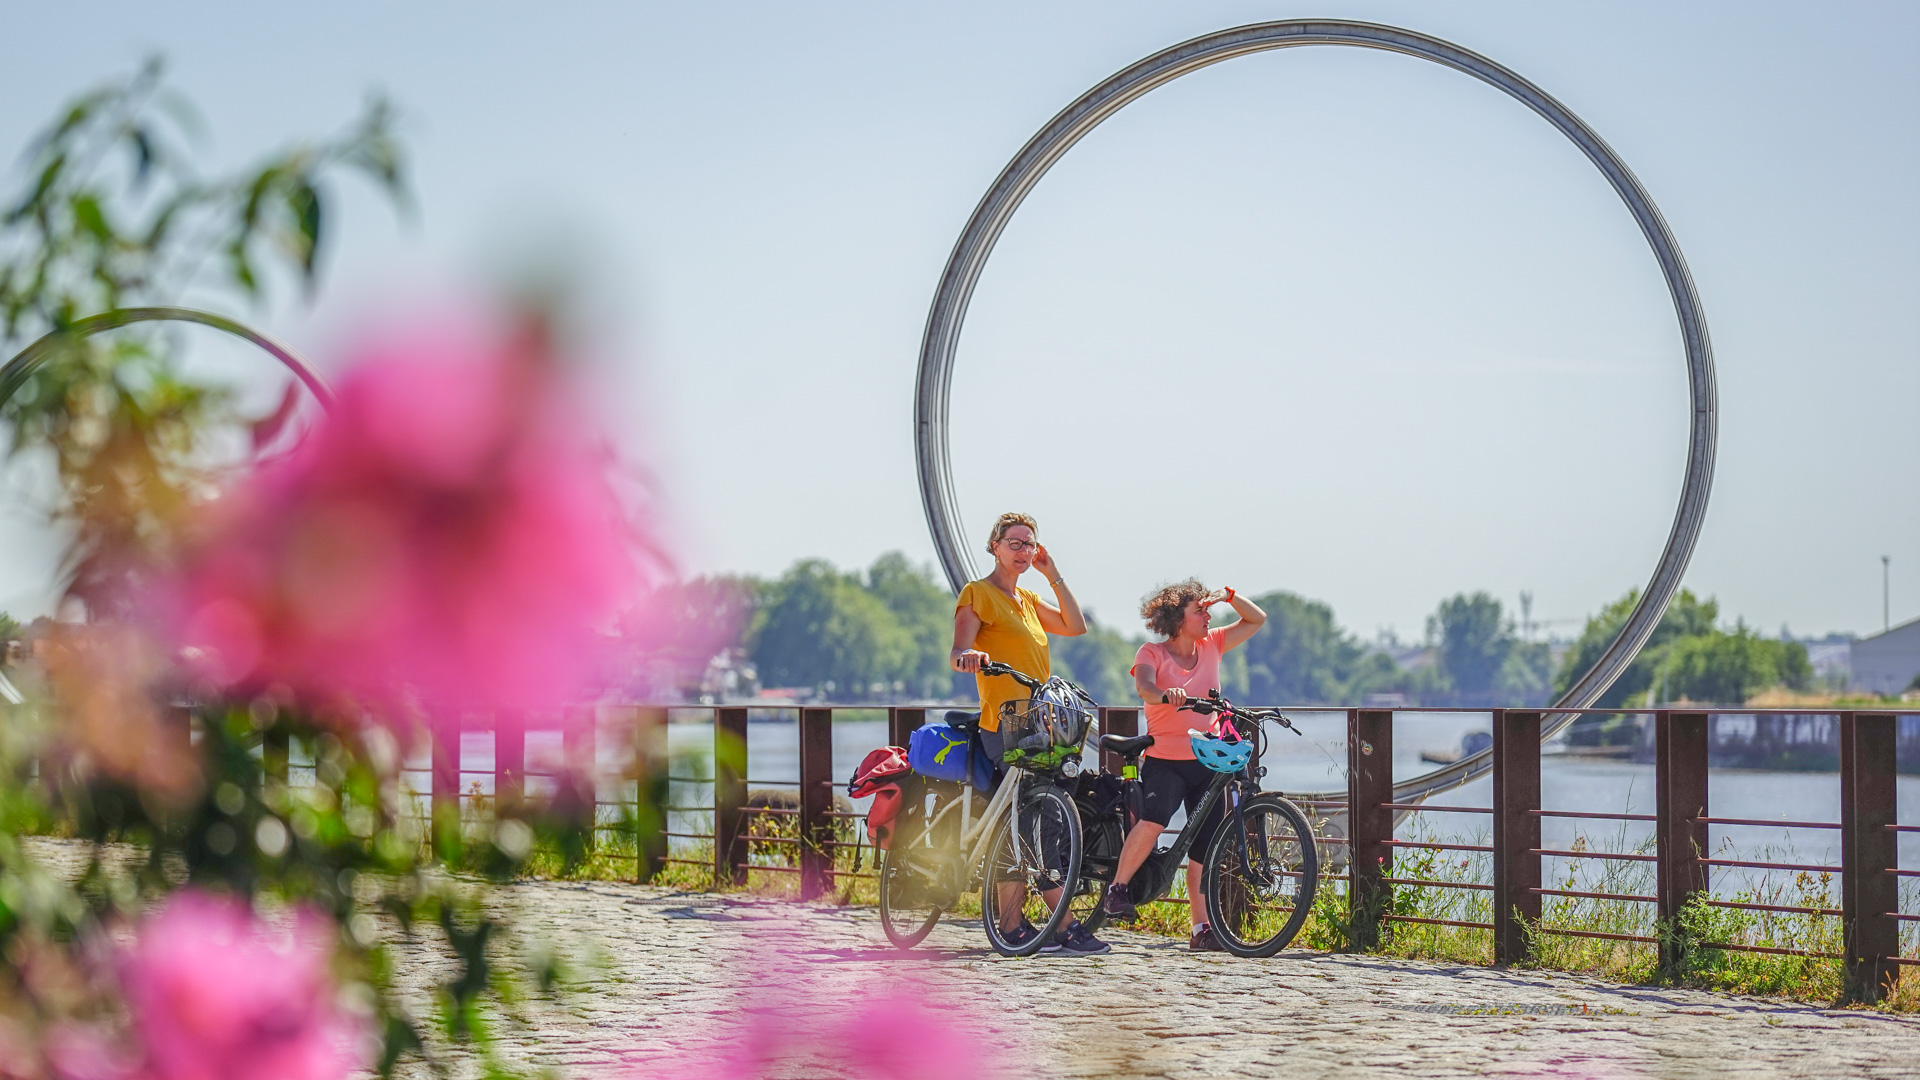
1131,627,1230,760
956,580,1049,733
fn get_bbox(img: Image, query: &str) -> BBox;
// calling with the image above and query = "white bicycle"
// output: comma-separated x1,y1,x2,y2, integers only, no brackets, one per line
878,662,1091,957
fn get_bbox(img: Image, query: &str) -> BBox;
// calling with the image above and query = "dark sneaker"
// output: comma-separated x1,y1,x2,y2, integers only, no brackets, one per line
1054,921,1111,956
1189,923,1224,952
1001,920,1061,952
1101,882,1138,922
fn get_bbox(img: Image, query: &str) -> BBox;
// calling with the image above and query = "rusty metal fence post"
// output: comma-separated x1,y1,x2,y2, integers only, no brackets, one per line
633,707,668,883
889,707,927,749
431,716,459,825
798,707,834,899
714,707,749,886
1347,709,1394,951
494,708,525,814
560,705,596,818
1656,710,1709,971
1492,709,1542,965
1101,707,1139,777
1841,711,1900,1002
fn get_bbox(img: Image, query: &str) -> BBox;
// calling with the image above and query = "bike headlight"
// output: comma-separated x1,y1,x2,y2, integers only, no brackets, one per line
1059,757,1081,778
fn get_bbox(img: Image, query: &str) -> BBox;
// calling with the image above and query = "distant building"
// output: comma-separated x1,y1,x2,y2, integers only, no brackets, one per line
1851,617,1920,696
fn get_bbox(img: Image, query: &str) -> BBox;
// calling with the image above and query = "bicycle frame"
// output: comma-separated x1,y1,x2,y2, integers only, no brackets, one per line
895,763,1033,891
1109,706,1285,901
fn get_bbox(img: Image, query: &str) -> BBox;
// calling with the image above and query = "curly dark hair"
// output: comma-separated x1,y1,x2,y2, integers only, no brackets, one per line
1140,578,1209,639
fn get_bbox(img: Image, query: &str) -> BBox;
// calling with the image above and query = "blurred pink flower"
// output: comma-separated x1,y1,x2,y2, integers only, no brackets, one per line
117,892,362,1080
166,321,644,717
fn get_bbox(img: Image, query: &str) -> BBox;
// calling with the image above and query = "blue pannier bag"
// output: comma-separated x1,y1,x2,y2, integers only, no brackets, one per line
908,723,972,783
967,730,998,794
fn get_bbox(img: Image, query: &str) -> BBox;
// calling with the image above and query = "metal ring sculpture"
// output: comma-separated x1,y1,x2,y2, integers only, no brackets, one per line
912,19,1717,802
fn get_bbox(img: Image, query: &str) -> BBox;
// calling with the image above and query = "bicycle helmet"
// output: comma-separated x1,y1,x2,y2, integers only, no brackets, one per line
1190,732,1254,774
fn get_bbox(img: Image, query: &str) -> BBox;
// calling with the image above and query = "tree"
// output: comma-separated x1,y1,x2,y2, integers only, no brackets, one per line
1429,592,1510,704
1554,588,1719,707
864,552,960,699
1234,591,1382,705
749,559,916,698
1654,626,1811,705
1049,615,1139,705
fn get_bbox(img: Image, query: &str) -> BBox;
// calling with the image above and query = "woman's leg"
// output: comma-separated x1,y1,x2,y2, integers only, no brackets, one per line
1185,858,1209,929
1114,820,1163,886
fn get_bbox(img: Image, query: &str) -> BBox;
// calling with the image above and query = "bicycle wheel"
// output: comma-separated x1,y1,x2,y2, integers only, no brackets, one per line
981,783,1082,957
878,781,961,950
1061,805,1123,936
878,844,944,949
1201,793,1318,958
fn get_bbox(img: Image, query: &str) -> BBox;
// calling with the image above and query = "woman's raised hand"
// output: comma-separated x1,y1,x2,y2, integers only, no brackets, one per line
952,648,990,674
1031,543,1059,581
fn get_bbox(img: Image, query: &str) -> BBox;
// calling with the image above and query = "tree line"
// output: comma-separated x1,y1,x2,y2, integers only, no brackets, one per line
604,553,1813,708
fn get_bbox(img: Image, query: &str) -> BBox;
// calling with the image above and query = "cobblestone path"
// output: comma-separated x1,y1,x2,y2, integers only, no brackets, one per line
399,878,1920,1080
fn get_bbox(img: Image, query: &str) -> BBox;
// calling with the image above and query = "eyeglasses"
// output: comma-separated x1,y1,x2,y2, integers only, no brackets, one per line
999,539,1038,553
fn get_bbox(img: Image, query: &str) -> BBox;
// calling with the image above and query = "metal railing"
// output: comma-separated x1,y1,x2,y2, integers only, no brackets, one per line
1343,708,1916,1003
188,699,1916,1000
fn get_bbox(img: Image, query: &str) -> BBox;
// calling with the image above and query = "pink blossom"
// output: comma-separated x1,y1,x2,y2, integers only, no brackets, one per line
117,892,362,1080
166,320,645,718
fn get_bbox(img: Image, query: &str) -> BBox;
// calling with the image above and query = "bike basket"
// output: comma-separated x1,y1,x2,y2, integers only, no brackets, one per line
997,694,1092,769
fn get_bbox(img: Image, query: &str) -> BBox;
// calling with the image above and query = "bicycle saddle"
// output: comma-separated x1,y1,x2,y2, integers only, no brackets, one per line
1098,733,1156,758
943,710,982,731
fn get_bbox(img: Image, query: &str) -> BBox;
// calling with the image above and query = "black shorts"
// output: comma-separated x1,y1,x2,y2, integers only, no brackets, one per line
1139,755,1224,860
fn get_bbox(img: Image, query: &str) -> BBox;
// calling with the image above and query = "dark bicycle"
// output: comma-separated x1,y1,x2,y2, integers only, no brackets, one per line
1063,690,1319,957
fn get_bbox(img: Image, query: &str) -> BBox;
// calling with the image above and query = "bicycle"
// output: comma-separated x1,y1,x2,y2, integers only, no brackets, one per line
877,661,1090,957
1063,689,1320,957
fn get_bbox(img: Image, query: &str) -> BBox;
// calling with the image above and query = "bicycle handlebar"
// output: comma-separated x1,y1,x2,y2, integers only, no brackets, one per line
1177,693,1301,737
978,660,1043,689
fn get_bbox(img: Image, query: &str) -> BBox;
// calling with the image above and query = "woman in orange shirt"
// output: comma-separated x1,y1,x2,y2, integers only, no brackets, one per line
949,511,1097,952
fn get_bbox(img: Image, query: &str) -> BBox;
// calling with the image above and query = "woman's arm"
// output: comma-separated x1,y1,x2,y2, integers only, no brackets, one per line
1029,543,1088,636
1217,589,1268,652
951,604,988,673
1132,661,1188,708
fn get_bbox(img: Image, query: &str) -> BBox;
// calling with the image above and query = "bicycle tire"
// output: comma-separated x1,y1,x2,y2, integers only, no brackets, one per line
1201,793,1318,958
981,783,1082,957
1062,807,1123,936
878,844,944,950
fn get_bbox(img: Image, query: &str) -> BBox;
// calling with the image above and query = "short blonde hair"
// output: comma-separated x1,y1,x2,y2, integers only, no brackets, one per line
985,512,1038,555
1141,579,1209,639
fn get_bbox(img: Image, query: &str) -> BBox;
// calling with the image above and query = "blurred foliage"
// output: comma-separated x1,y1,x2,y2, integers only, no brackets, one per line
0,59,405,610
0,63,606,1080
1556,588,1809,706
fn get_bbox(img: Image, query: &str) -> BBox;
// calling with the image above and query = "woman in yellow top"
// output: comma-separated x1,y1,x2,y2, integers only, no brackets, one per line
949,511,1100,953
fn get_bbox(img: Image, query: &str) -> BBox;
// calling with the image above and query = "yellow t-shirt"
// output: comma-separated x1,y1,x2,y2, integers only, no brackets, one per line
957,579,1050,732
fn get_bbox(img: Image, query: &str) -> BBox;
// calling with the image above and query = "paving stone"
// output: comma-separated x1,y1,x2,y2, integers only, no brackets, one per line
364,877,1920,1078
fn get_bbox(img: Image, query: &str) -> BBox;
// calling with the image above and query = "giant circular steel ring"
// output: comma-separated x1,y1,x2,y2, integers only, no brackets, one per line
912,19,1717,801
1,306,334,414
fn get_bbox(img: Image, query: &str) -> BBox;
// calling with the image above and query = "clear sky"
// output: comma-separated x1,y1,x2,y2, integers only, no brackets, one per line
1,1,1915,643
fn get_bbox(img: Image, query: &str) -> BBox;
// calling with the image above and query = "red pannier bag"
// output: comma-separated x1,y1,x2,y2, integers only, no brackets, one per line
849,746,911,849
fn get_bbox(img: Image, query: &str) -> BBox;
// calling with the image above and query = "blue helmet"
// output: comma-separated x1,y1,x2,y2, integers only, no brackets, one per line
1190,732,1254,774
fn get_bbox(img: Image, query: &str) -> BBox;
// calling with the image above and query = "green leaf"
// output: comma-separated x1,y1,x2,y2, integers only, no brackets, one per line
227,238,257,295
287,179,322,282
71,194,110,241
4,152,66,224
130,127,155,188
